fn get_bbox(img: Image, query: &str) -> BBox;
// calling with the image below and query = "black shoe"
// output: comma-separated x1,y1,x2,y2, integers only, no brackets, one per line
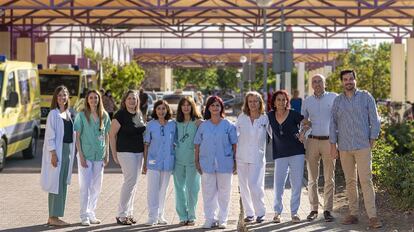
116,217,132,225
324,211,334,222
244,216,254,223
307,211,318,221
256,215,265,223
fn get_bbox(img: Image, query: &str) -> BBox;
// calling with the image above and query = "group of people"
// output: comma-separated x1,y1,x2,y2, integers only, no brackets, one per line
39,68,383,229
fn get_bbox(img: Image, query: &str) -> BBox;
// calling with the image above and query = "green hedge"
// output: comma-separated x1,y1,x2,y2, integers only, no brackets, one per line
372,121,414,209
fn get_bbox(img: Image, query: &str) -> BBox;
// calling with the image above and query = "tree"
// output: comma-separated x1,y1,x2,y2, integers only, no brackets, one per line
216,67,239,92
326,41,391,99
173,68,217,90
84,48,145,101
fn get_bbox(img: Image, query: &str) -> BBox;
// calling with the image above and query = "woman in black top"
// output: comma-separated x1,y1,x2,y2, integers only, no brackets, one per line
109,90,146,225
267,90,305,224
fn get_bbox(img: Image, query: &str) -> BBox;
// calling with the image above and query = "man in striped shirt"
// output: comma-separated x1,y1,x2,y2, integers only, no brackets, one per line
329,70,382,229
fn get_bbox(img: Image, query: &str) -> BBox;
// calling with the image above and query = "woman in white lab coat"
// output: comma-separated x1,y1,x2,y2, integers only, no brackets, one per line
40,85,76,226
235,91,269,224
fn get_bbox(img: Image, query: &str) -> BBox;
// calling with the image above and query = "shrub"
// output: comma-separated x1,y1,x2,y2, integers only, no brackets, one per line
372,123,414,209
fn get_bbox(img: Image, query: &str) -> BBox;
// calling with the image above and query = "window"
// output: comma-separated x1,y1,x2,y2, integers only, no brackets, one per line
7,71,16,97
39,74,79,96
18,69,30,105
0,71,4,99
29,69,38,92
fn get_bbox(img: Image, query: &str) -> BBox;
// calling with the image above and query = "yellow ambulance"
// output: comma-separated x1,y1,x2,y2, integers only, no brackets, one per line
0,56,41,171
38,68,99,129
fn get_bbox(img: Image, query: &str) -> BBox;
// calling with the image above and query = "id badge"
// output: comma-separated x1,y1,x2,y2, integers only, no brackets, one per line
98,135,105,141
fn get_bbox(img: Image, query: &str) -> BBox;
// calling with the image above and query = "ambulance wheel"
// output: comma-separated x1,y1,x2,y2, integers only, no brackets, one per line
22,131,38,159
0,139,6,172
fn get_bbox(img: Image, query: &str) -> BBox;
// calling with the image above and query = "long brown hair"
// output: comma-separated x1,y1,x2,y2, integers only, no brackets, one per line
242,91,265,116
50,85,70,110
83,90,106,130
176,96,202,122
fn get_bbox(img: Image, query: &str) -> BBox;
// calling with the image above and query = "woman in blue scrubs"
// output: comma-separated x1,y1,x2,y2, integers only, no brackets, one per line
194,96,237,229
143,100,176,226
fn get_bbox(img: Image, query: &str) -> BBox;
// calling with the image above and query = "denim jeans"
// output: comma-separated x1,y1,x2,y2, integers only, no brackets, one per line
273,154,305,215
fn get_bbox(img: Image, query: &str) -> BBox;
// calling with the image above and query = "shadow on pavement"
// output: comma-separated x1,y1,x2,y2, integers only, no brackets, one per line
2,140,122,174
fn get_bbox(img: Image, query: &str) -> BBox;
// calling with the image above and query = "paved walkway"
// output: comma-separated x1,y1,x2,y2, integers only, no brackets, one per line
0,171,241,232
1,136,411,231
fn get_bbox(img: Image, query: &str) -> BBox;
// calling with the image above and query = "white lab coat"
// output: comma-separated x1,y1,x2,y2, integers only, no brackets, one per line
40,108,76,194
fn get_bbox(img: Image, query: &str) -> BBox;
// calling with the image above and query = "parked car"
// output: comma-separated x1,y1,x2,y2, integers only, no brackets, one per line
162,90,195,115
146,94,154,121
145,91,157,102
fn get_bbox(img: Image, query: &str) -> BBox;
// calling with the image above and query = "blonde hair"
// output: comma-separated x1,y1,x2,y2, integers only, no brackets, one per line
242,91,265,116
120,90,140,113
83,90,106,130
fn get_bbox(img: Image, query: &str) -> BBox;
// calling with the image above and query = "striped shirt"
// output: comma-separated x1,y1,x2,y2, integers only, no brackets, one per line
329,89,380,151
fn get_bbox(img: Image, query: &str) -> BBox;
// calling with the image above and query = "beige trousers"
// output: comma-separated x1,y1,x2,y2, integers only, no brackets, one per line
305,138,335,211
340,148,377,218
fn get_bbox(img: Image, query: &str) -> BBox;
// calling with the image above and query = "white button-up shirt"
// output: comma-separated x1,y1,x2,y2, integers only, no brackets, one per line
235,113,269,164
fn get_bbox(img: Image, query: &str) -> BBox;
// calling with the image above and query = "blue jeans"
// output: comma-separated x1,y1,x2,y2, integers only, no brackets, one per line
273,154,305,215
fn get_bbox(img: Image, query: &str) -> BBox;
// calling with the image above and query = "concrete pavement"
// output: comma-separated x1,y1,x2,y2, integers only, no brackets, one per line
1,134,410,231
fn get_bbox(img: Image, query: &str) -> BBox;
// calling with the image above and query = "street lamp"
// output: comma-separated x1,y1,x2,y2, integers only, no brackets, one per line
254,0,272,111
240,55,247,93
245,38,254,91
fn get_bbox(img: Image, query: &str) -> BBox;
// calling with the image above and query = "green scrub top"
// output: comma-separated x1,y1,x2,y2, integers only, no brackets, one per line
74,111,111,161
175,120,197,166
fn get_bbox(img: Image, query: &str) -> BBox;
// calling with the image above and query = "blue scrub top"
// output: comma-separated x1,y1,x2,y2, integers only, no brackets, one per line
144,119,176,171
194,119,237,173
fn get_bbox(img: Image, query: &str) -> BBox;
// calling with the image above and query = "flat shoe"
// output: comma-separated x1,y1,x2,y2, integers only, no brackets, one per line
47,218,69,226
244,216,254,223
116,217,132,225
307,211,318,221
127,216,137,224
273,214,281,223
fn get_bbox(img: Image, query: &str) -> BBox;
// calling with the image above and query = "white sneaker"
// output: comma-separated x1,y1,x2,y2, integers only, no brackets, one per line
81,218,90,226
89,218,101,224
145,218,158,226
202,220,213,229
218,222,227,229
158,217,168,225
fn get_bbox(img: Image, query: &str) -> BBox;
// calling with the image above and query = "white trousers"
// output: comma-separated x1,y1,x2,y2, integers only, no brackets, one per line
78,159,104,220
201,172,233,224
147,169,171,220
117,152,143,217
237,161,266,217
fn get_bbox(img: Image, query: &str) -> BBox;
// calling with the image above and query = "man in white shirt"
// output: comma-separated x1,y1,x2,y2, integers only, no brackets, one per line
301,74,338,222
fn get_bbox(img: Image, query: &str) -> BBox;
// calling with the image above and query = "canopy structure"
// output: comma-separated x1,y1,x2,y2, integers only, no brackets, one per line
1,0,413,66
133,48,344,68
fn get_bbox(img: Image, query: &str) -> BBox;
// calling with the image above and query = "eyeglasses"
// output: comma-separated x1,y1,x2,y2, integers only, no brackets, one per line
279,124,284,136
180,133,189,143
160,125,165,136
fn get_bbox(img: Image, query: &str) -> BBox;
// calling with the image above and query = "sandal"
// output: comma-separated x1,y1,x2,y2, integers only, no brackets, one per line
127,216,137,224
116,217,132,225
47,218,69,226
187,220,195,226
179,220,187,226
